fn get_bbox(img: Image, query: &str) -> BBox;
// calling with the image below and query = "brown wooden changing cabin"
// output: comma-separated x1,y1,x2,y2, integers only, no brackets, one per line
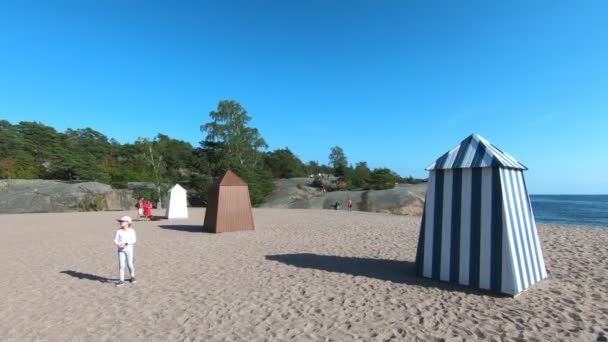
203,170,255,233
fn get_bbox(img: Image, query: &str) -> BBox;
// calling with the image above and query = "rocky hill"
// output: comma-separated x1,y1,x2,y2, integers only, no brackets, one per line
0,178,428,215
0,179,135,214
260,177,427,215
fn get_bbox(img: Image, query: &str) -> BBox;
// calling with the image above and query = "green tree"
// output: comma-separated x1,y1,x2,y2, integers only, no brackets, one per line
201,100,268,166
265,148,306,178
60,128,112,181
231,162,275,206
368,168,398,190
200,100,275,205
14,121,65,178
304,161,319,176
399,175,426,184
135,137,168,204
348,161,371,189
329,146,348,177
304,161,333,176
0,121,39,178
154,133,197,182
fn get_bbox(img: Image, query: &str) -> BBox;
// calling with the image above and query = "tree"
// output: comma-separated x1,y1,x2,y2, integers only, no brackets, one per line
399,175,426,184
154,133,196,182
15,121,62,163
0,121,38,178
304,161,319,175
329,146,348,177
231,162,275,206
200,100,275,205
368,168,398,190
200,100,268,167
349,161,371,189
136,138,167,205
264,148,306,178
61,128,112,181
14,121,64,178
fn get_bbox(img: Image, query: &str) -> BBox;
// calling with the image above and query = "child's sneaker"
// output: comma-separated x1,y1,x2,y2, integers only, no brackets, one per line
115,281,125,287
130,277,137,284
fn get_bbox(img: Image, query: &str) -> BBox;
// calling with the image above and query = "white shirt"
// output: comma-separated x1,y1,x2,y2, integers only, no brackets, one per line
114,228,137,250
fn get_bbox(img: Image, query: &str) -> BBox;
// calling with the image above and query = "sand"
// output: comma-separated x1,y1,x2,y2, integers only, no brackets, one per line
0,208,607,341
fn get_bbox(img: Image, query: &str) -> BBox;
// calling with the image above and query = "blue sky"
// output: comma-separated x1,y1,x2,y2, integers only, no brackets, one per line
0,1,606,194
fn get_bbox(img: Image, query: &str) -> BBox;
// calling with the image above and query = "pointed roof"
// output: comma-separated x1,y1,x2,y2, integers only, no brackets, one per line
168,183,186,193
215,170,248,186
426,134,527,171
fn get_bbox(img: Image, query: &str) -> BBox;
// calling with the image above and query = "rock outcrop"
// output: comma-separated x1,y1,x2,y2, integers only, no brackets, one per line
0,179,135,214
260,177,427,215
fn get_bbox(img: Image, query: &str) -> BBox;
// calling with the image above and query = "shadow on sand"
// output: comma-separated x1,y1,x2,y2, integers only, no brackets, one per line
158,224,213,233
265,253,503,296
60,270,116,283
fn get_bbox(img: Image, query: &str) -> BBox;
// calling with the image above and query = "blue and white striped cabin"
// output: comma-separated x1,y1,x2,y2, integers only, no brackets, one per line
415,134,547,296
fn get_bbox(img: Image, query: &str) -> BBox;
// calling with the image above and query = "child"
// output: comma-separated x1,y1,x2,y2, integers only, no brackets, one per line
114,216,137,287
143,200,153,219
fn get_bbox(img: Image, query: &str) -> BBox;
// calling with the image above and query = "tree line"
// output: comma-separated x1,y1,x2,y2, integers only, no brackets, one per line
0,100,424,206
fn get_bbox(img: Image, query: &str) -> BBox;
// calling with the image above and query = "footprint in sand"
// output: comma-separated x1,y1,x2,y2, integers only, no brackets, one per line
568,312,582,322
561,297,576,305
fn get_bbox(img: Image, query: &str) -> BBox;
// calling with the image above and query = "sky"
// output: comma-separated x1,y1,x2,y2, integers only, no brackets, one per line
0,1,607,194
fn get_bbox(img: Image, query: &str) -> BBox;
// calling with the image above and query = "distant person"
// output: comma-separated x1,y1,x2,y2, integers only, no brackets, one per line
137,197,144,219
114,216,137,287
144,200,153,218
334,201,340,210
347,198,353,211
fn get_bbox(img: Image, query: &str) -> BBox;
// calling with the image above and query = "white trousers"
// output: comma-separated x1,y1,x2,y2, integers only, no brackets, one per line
117,247,135,282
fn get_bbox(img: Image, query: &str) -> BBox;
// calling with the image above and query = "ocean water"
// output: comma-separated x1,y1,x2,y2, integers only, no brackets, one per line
530,195,608,227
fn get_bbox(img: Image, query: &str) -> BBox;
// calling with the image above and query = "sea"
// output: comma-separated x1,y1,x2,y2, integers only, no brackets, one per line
530,195,608,228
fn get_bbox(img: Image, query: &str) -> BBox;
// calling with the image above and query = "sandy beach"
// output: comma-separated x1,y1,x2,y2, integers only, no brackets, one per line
0,208,606,341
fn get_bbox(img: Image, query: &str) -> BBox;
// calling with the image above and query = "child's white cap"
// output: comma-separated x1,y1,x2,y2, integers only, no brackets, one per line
117,216,132,223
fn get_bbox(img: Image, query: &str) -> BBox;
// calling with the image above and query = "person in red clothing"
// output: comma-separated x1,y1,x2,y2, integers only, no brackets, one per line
143,200,153,219
347,198,353,211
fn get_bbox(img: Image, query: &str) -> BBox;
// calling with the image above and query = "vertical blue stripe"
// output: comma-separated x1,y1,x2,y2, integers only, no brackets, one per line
478,168,493,290
449,168,462,282
423,173,436,277
440,170,453,281
490,168,503,292
416,210,426,276
432,170,444,280
469,168,482,287
458,169,472,286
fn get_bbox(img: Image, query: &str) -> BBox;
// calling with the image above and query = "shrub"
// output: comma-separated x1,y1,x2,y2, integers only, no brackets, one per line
79,195,105,211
